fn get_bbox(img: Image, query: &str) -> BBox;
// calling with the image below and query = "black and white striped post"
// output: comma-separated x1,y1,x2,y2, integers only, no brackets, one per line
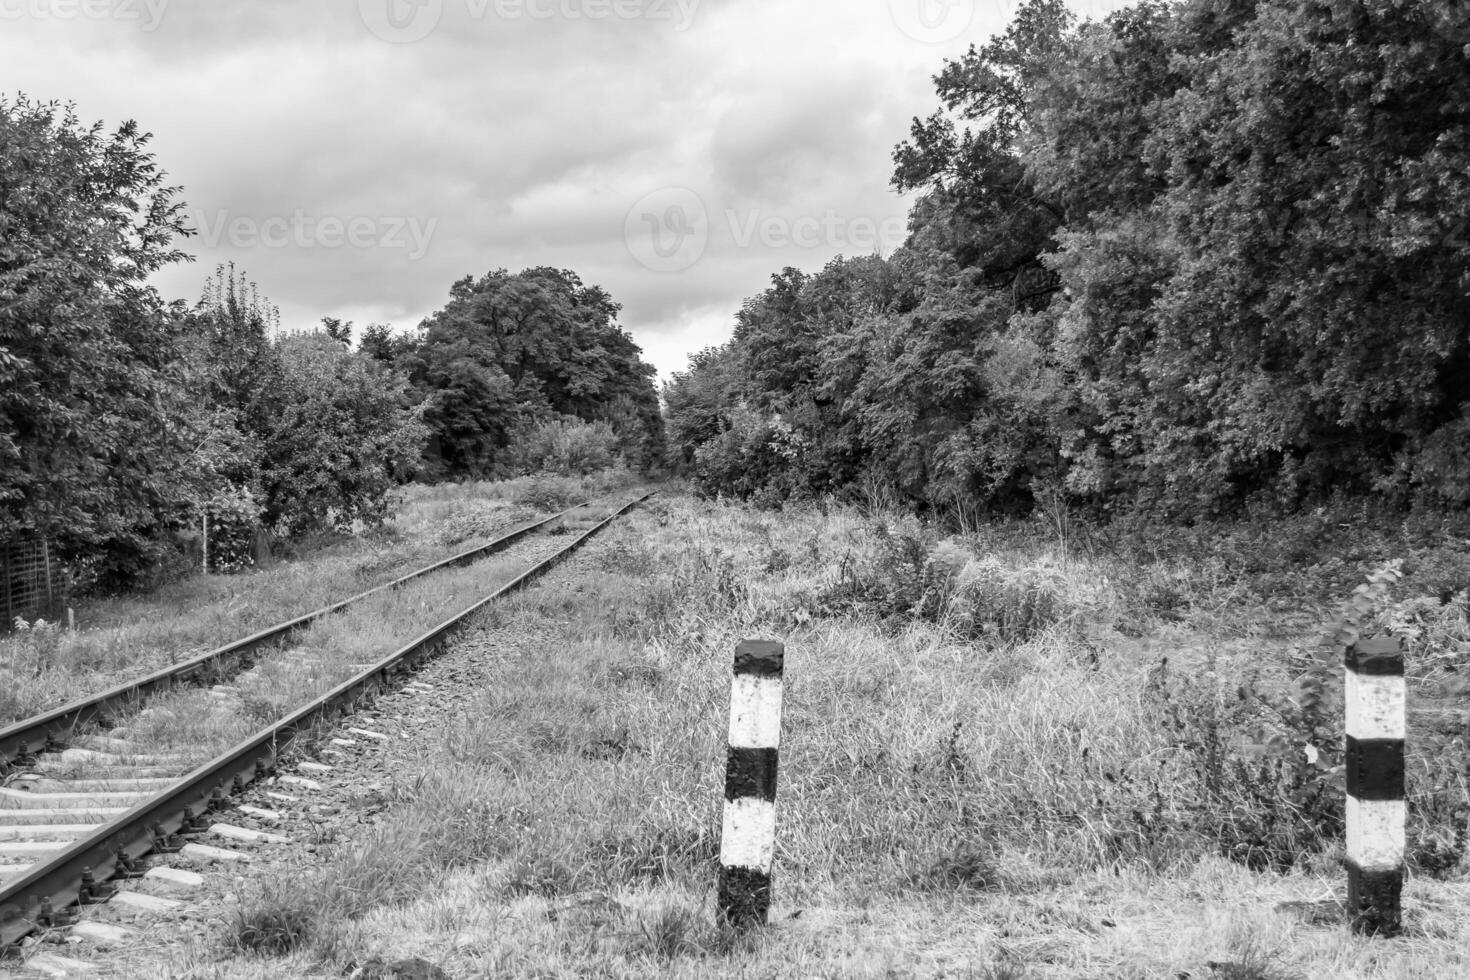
717,639,784,929
1345,636,1405,936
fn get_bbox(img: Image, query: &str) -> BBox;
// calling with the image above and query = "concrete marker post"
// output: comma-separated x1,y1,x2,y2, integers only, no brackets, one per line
718,639,784,928
1344,636,1406,937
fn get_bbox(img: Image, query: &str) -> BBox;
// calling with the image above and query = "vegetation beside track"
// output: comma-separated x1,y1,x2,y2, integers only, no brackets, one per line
0,470,639,726
193,490,1470,979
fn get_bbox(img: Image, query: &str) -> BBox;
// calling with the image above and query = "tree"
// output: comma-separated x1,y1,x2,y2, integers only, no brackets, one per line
254,333,427,535
1137,0,1470,506
359,322,420,365
891,0,1074,283
0,96,194,585
406,267,662,477
321,316,352,346
669,0,1470,516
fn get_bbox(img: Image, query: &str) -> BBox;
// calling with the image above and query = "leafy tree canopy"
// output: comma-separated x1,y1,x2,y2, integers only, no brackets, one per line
669,0,1470,517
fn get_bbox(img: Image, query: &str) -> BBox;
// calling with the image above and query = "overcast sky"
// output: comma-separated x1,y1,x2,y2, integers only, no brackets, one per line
1,0,1123,380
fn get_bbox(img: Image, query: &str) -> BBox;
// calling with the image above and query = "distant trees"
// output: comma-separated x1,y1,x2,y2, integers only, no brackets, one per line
254,332,426,535
175,265,428,543
2,89,665,589
382,266,663,479
669,0,1470,516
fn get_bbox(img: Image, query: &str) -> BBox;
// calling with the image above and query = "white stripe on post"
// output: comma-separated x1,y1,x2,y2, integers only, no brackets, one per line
1345,797,1407,871
717,639,784,928
1344,636,1405,937
728,674,784,748
720,796,777,870
1344,670,1406,740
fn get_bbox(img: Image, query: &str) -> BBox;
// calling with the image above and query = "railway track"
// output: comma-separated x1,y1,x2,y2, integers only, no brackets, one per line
0,491,653,964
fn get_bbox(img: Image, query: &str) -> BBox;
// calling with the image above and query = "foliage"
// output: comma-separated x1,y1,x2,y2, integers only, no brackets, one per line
3,94,647,587
1134,563,1410,871
508,475,584,512
253,333,427,536
176,266,428,550
507,416,620,476
203,484,264,573
818,519,1072,641
667,0,1470,519
0,96,194,586
397,267,662,479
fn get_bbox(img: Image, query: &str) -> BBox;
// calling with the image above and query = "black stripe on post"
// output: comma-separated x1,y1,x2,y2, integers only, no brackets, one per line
717,865,772,931
734,639,784,677
725,747,779,802
1345,637,1406,675
1344,635,1406,938
1345,736,1405,802
1347,863,1403,937
718,639,784,930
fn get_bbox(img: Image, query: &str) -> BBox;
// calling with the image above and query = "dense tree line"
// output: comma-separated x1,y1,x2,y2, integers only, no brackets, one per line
2,96,659,589
667,0,1470,516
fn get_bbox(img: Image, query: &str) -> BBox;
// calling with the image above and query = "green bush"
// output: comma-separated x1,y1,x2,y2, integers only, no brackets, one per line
819,521,1071,641
507,417,620,476
940,555,1068,642
1102,562,1469,873
509,475,583,512
203,485,263,573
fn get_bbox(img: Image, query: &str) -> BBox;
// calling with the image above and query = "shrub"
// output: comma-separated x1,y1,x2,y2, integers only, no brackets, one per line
509,475,583,512
819,521,1072,641
509,417,621,476
203,485,264,573
255,333,428,537
690,405,811,501
1108,562,1470,874
1137,655,1344,871
941,555,1069,642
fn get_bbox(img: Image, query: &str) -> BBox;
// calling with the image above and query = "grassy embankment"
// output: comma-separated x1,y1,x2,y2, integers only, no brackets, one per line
219,491,1470,979
0,470,639,727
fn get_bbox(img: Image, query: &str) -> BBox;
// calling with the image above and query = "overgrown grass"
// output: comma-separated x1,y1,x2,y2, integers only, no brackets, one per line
213,492,1469,978
44,544,588,784
0,473,635,725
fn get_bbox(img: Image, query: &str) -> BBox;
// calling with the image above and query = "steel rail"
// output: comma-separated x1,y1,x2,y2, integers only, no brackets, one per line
0,506,578,770
0,490,653,949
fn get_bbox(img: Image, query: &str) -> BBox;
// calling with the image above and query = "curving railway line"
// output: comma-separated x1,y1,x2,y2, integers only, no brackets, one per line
0,491,653,959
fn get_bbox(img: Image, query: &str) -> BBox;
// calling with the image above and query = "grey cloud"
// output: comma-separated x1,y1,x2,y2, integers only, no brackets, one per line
2,0,1017,378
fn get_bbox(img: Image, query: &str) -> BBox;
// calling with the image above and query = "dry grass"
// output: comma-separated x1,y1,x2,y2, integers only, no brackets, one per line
204,493,1469,978
42,545,575,784
0,471,637,725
